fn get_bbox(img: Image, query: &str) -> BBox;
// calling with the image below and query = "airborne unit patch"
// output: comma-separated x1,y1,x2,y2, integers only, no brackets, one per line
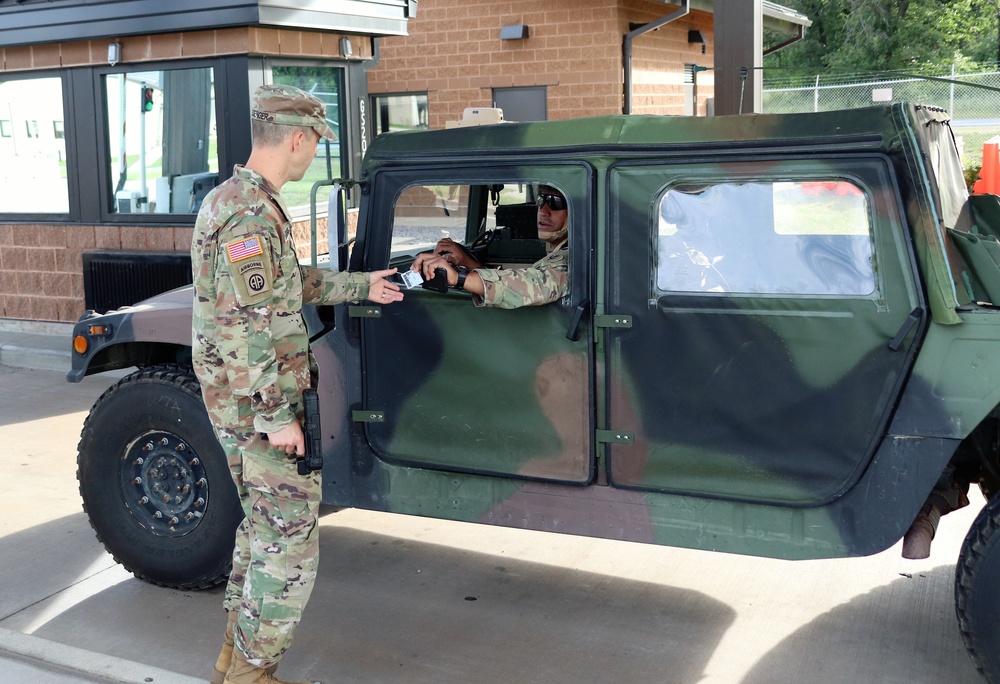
224,235,272,305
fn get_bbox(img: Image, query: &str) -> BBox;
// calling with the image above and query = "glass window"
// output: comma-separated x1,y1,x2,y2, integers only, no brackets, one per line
104,66,218,214
271,66,343,218
373,93,428,135
53,120,64,140
656,180,875,295
0,76,68,213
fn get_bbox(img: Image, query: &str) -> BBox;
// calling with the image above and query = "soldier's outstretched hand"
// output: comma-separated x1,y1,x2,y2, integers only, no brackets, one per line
367,268,404,304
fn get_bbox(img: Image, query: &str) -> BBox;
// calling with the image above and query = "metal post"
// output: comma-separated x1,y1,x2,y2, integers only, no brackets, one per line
139,82,147,211
950,63,956,116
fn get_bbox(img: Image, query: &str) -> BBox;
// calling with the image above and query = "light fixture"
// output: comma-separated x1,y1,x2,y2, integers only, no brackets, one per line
107,42,121,66
500,24,529,40
688,29,706,54
339,37,352,58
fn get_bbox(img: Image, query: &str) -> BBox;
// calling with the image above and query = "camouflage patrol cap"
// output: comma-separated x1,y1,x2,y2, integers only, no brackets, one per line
251,84,337,140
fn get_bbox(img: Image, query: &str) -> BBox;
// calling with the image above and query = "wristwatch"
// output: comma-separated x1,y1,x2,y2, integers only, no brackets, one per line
454,266,468,290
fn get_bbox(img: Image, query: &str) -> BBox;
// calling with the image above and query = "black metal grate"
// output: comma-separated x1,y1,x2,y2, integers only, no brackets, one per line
82,250,192,313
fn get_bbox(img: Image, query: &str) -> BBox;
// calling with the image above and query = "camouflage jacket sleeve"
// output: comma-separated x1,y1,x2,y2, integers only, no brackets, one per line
300,265,371,304
472,243,569,309
214,218,297,433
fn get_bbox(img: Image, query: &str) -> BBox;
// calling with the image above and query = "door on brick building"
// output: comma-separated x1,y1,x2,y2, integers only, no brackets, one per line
493,86,546,123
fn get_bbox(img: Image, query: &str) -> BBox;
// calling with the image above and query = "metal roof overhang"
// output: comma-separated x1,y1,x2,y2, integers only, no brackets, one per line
0,0,417,49
686,0,811,55
687,0,812,32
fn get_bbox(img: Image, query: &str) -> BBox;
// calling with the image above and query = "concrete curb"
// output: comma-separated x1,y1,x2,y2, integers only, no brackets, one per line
0,627,203,684
0,340,71,372
0,320,73,373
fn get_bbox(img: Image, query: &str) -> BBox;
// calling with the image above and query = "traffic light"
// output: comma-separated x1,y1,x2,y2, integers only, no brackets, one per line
141,86,154,114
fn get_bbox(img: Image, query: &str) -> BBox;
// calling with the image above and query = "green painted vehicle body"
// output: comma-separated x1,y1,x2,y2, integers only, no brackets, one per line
70,103,1000,563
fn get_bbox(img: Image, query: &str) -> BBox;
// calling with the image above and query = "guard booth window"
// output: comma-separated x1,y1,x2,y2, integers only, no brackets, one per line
270,65,344,219
0,76,68,214
103,66,218,215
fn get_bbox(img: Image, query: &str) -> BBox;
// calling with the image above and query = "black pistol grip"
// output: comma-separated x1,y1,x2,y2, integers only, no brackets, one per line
300,388,323,474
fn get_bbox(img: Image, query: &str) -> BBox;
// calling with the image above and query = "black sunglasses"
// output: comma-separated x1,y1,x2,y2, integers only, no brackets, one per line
535,192,567,211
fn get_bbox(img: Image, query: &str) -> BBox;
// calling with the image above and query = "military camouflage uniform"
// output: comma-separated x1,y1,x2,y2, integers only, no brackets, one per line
472,238,569,308
192,163,369,669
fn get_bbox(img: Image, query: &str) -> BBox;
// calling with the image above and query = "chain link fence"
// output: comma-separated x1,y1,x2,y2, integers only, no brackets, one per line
763,68,1000,167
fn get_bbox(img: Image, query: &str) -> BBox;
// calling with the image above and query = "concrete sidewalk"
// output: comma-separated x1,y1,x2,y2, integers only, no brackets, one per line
0,318,73,374
0,325,199,683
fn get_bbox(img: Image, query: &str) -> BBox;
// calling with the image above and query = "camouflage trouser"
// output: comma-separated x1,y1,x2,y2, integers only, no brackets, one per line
215,428,321,669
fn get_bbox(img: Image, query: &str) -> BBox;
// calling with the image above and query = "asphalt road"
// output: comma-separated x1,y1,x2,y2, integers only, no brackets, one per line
0,365,989,684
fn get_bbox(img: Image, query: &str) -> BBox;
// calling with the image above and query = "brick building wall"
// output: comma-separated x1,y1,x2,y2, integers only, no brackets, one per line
0,27,351,323
367,0,715,126
0,224,194,321
0,216,332,322
624,0,714,115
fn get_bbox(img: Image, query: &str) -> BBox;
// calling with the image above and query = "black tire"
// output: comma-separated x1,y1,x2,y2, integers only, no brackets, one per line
956,492,1000,683
77,363,242,589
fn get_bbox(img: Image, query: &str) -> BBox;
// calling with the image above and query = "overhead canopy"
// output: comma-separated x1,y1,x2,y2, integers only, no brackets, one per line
761,1,812,32
0,0,418,48
686,0,811,33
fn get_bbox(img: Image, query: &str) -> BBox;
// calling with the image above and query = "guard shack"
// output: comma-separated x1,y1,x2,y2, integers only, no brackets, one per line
0,0,415,322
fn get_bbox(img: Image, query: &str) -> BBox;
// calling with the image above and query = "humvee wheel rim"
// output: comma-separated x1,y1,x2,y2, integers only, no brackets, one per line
121,430,210,538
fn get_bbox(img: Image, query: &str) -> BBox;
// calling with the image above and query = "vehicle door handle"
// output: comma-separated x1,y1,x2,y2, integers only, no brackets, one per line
566,299,590,341
888,307,923,351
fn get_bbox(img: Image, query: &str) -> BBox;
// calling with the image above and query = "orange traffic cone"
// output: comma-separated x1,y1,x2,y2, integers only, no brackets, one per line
974,143,1000,195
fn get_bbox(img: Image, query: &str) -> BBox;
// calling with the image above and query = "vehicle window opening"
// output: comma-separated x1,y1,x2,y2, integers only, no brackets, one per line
390,182,562,268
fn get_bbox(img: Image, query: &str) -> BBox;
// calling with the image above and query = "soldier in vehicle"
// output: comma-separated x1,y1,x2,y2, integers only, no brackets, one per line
410,184,570,308
192,84,403,684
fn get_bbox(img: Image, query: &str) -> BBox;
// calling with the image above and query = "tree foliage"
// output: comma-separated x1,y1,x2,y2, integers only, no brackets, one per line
765,0,1000,73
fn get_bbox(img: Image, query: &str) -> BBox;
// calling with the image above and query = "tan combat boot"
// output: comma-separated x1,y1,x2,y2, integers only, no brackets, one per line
223,648,318,684
211,612,239,684
213,613,279,684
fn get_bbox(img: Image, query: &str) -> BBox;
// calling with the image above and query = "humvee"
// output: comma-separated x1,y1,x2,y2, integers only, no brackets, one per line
69,103,1000,682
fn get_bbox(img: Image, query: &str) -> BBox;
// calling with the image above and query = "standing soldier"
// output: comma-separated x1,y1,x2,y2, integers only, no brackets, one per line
192,84,403,684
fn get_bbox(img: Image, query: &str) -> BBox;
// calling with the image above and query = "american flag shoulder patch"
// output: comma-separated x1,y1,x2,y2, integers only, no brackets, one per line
225,236,264,262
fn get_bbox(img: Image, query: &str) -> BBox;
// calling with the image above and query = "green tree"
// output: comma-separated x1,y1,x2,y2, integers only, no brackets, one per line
766,0,1000,73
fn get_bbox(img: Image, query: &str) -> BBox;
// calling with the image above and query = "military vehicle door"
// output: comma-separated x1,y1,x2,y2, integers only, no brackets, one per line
605,157,922,504
358,164,594,483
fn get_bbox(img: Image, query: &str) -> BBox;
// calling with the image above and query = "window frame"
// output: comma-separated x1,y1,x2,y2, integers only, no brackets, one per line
626,160,889,305
371,91,429,137
93,57,227,223
0,55,360,225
